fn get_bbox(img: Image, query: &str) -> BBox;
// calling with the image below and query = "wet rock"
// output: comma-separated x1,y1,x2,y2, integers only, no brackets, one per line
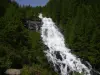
23,19,42,31
91,69,100,75
55,64,61,73
82,60,92,70
54,51,62,61
62,63,65,68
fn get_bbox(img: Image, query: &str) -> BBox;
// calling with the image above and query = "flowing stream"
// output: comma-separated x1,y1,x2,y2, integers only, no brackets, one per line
39,14,92,75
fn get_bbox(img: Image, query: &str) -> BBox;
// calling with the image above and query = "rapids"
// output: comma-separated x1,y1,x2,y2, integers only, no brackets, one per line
39,14,92,75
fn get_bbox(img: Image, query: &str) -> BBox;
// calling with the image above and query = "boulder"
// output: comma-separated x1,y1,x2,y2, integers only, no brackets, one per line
5,69,21,75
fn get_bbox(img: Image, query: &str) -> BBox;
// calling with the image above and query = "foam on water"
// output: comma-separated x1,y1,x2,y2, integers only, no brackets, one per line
39,13,92,75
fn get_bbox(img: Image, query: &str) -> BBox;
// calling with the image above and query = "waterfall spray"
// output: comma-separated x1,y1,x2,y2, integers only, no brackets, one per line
39,13,92,75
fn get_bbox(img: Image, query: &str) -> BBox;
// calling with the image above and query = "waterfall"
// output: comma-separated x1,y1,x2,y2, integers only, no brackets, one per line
39,13,92,75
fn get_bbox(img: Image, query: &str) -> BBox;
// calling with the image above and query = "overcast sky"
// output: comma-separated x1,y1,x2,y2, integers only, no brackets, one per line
15,0,49,7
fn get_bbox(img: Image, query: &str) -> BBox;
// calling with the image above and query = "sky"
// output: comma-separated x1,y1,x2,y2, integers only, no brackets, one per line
15,0,49,7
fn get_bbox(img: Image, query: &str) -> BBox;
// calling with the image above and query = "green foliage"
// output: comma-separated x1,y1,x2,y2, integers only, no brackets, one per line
20,6,42,20
21,65,31,75
0,1,58,75
29,31,40,48
0,0,10,17
0,2,30,68
21,64,58,75
0,0,100,74
73,72,83,75
42,0,100,72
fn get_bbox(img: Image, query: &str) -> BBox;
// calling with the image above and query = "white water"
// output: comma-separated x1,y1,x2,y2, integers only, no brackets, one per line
39,14,92,75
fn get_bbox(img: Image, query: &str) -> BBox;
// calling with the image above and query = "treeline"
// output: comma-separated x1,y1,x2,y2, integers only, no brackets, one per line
0,0,100,75
0,0,58,75
42,0,100,72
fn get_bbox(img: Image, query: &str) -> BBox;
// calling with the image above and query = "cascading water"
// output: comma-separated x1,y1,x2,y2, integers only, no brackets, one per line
39,14,92,75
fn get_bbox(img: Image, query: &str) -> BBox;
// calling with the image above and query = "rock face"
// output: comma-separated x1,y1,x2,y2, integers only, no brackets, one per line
5,69,21,75
24,20,42,31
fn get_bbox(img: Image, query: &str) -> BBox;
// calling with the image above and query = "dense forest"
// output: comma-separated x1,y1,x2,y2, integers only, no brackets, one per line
0,0,100,75
42,0,100,72
0,0,58,75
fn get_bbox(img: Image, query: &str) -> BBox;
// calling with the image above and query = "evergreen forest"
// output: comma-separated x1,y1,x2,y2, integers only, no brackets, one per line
0,0,100,75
